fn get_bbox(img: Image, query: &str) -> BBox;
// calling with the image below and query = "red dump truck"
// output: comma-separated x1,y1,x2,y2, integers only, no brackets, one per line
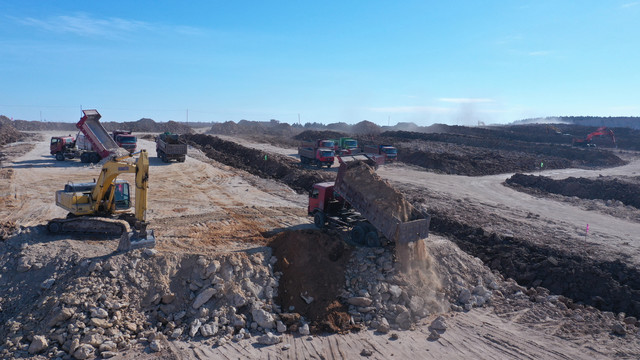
363,144,398,163
308,155,430,247
298,140,335,168
50,109,120,163
112,130,137,153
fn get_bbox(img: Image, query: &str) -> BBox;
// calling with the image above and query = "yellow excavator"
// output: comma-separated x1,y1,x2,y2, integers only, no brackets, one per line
48,150,155,251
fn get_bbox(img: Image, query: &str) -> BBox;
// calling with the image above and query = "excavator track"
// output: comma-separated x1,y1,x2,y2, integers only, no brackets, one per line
47,217,130,237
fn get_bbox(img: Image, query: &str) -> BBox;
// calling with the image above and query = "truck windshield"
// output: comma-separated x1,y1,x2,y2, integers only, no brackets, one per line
118,136,137,144
382,148,397,154
344,140,357,148
320,150,335,157
320,141,335,148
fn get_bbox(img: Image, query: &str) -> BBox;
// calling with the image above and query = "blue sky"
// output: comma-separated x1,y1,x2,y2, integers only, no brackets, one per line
1,1,638,126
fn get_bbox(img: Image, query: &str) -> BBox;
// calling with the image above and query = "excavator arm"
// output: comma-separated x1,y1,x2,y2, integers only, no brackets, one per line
134,149,149,223
89,150,149,221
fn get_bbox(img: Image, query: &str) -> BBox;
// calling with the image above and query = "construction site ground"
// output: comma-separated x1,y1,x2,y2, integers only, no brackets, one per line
1,129,639,359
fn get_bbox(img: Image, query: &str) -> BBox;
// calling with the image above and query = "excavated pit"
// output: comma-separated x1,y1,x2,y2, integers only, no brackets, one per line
268,230,354,333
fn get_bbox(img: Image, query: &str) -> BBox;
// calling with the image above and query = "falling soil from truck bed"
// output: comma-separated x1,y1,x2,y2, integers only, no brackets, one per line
268,230,355,333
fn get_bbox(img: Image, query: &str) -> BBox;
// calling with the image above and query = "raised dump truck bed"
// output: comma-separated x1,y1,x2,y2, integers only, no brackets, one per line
308,157,430,246
76,109,119,159
334,158,430,244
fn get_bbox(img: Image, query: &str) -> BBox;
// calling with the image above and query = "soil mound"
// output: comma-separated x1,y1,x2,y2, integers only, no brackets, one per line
293,130,345,141
268,230,354,333
341,161,413,222
375,130,626,175
506,173,640,209
351,120,381,135
0,121,24,146
184,134,333,193
208,120,296,137
102,119,193,134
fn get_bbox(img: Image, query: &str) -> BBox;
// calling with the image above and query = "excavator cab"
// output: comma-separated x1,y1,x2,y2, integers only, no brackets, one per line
106,181,131,211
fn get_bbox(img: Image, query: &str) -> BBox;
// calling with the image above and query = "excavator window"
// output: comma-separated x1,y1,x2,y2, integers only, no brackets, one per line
113,183,131,210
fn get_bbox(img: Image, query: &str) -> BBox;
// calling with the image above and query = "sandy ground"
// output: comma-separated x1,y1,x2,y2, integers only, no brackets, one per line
2,132,639,359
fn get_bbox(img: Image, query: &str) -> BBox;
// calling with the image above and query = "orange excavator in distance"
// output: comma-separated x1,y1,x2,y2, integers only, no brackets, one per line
572,127,616,148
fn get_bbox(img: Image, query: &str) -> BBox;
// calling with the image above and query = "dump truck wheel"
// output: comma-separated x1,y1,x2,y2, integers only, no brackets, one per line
48,221,61,233
327,163,332,168
313,212,325,229
55,152,65,161
351,224,366,245
81,153,90,163
366,231,381,247
90,153,100,163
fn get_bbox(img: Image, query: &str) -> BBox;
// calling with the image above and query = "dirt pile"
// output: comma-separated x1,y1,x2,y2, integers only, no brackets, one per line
351,120,381,135
340,161,413,222
377,130,626,175
208,120,297,137
293,130,345,142
5,117,192,135
0,121,24,147
184,134,333,193
506,173,640,209
102,119,193,134
268,230,353,333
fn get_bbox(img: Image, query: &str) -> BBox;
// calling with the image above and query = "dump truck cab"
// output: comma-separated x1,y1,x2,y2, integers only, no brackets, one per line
379,145,398,161
308,182,336,214
50,136,75,156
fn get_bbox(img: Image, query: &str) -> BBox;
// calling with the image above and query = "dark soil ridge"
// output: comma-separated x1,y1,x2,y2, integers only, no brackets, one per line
182,134,333,193
506,173,640,209
428,209,640,318
379,131,626,168
184,133,640,320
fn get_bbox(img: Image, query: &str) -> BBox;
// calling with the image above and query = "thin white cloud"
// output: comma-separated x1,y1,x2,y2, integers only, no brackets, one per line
11,13,203,39
438,98,495,104
528,50,551,56
621,2,640,8
369,106,452,114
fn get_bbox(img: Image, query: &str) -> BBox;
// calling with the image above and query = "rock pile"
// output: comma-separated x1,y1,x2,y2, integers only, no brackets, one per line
1,248,308,358
341,243,497,332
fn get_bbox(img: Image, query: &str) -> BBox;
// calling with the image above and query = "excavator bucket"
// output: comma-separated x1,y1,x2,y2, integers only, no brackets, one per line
117,229,156,252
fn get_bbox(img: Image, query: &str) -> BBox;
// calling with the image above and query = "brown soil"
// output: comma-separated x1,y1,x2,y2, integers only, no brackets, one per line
373,130,626,175
293,130,346,141
341,161,413,222
268,229,355,333
183,133,332,193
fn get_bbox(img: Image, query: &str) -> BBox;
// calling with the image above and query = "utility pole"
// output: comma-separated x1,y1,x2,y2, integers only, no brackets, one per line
298,113,301,125
186,109,189,125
